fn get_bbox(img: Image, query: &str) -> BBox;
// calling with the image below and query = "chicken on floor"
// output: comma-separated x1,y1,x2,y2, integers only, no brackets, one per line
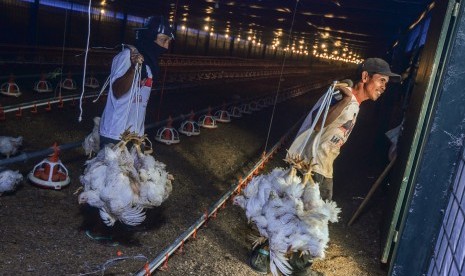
0,169,23,195
0,136,23,159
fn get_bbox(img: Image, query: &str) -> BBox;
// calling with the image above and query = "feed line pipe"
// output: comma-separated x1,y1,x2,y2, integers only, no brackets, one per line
0,81,330,167
2,80,317,114
135,112,306,276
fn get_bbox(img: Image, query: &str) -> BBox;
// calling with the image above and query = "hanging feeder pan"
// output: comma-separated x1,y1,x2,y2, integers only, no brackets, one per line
1,82,21,97
266,97,274,105
257,99,267,108
28,159,70,190
228,106,242,118
198,115,218,129
33,80,53,93
214,110,231,123
179,120,201,136
155,127,181,145
60,78,77,90
84,77,100,89
248,101,261,111
239,103,252,114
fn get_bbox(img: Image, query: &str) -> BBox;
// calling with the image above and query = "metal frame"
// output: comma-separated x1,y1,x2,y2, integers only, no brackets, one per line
386,1,465,274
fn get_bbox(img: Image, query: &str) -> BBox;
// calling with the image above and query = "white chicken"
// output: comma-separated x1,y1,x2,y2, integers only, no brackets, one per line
0,169,23,195
0,136,23,158
79,131,173,226
82,117,101,158
234,167,340,276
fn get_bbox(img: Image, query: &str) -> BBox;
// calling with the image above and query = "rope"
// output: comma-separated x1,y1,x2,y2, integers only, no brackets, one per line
294,82,338,158
92,75,110,103
263,0,300,152
55,7,68,99
123,63,142,131
91,44,130,103
156,0,179,121
78,0,92,122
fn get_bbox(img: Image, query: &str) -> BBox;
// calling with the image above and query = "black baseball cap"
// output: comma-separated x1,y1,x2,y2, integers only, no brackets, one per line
135,15,175,40
359,58,401,82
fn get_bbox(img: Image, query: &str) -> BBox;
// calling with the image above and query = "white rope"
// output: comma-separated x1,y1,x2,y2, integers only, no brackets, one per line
92,44,126,103
123,64,142,131
263,0,300,152
56,8,68,99
295,82,338,158
92,75,110,103
78,0,92,122
311,83,337,158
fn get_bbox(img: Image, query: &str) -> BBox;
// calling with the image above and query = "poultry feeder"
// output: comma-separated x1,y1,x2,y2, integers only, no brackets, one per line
84,76,100,89
257,98,267,108
248,101,261,111
60,73,77,90
239,103,252,114
28,144,70,190
33,74,53,93
228,106,242,118
1,75,21,97
155,116,180,145
214,110,231,123
179,111,200,136
266,97,274,106
198,108,218,129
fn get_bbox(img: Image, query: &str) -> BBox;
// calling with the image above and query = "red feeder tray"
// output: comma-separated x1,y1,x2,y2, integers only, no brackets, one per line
198,115,217,129
214,110,231,123
84,77,100,89
248,101,261,111
1,75,21,97
155,117,180,145
28,144,70,190
34,74,53,93
60,73,77,90
239,103,252,114
228,106,242,118
179,111,200,136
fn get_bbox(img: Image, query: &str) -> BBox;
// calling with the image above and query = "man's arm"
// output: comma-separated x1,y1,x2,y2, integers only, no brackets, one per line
314,85,352,131
112,49,144,99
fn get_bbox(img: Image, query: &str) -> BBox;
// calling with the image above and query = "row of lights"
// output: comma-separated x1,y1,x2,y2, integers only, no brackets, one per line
312,51,362,63
181,21,363,60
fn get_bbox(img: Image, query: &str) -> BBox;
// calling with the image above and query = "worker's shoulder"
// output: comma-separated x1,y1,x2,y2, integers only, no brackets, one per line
114,48,131,60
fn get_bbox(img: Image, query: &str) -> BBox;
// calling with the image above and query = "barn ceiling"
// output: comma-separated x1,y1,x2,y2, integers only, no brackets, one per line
72,0,433,57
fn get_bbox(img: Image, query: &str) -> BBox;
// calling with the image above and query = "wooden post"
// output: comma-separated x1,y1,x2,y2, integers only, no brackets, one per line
348,156,397,226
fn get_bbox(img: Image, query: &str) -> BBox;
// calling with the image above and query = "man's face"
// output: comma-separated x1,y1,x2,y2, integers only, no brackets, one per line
363,72,389,101
154,34,172,50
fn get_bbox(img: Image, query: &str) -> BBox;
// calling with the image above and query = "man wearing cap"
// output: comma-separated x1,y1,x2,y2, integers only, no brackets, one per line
250,58,400,275
99,15,174,147
288,57,400,201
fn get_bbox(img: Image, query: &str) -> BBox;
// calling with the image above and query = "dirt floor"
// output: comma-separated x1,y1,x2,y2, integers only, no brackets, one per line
0,74,388,276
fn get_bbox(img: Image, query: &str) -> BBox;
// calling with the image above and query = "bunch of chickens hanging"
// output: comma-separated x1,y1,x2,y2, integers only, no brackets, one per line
78,130,173,226
234,83,342,276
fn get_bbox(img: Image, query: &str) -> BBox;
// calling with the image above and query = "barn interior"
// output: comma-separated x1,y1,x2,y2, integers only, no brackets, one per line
1,1,464,276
